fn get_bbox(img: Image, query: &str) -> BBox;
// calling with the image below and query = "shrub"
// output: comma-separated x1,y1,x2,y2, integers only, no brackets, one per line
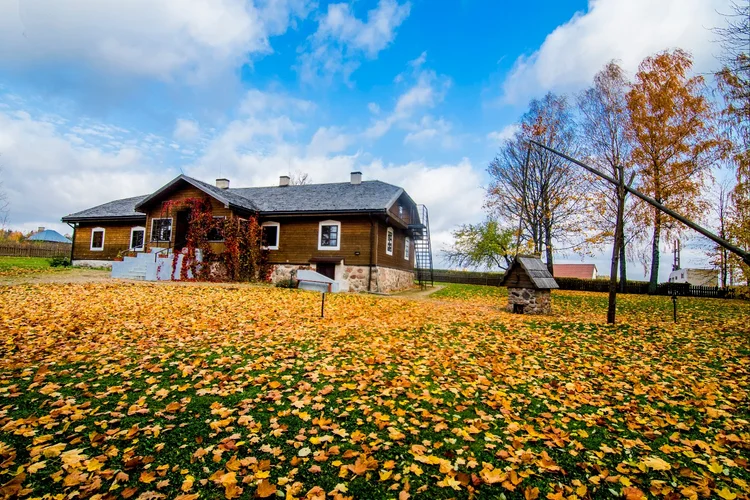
275,278,298,289
728,286,750,300
49,256,71,267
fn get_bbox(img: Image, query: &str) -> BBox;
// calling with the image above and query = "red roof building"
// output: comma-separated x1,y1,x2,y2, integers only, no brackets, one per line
553,263,598,280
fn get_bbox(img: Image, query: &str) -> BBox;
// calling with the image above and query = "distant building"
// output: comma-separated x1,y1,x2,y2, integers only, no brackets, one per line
553,263,598,280
27,228,72,244
668,268,718,286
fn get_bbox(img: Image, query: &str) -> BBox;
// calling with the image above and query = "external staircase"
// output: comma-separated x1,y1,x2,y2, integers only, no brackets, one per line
409,204,434,289
111,248,197,281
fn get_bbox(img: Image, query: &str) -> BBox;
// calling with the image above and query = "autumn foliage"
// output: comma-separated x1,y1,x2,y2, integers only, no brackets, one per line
1,283,749,499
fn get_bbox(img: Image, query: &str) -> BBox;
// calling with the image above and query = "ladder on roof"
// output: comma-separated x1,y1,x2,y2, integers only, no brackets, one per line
411,205,434,289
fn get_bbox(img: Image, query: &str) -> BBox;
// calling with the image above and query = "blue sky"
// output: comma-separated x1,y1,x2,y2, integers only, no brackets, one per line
0,0,733,280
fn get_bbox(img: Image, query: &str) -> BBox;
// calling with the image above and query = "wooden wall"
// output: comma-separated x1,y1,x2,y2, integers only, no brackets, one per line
375,221,413,271
72,221,145,260
262,216,373,267
504,266,535,289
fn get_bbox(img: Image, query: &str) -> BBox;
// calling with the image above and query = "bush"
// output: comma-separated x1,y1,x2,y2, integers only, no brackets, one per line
275,278,298,289
728,286,750,300
49,256,71,267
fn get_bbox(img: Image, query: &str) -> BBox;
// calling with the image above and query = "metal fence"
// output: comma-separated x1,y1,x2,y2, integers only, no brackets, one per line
0,242,71,258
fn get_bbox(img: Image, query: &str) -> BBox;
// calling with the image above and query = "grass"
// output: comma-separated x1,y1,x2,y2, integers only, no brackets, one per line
0,282,748,499
0,256,55,272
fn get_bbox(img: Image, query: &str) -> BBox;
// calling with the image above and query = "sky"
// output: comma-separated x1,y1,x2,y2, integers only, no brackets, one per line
0,0,735,282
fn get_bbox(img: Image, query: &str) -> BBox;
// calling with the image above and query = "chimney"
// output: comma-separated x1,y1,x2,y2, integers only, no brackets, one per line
350,171,362,185
216,178,230,190
279,175,290,187
37,226,45,233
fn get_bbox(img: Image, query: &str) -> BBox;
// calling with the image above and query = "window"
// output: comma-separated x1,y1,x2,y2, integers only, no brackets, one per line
385,227,394,256
261,222,280,250
151,218,172,242
207,216,225,242
130,227,145,251
404,236,410,260
90,227,105,251
318,220,341,251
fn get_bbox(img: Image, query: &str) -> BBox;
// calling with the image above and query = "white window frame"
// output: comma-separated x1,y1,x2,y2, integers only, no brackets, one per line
261,221,280,250
207,216,226,243
404,236,410,260
385,227,394,256
90,227,105,251
150,217,173,243
318,220,341,251
129,226,146,251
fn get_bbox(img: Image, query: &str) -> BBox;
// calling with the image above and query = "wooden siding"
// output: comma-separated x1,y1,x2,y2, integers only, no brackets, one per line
386,192,418,226
375,221,413,271
143,184,233,254
504,267,535,289
72,221,145,260
262,216,374,267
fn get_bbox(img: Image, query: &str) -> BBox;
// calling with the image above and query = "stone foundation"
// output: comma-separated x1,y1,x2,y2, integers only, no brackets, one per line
269,264,414,294
372,266,415,294
73,259,112,269
506,287,551,314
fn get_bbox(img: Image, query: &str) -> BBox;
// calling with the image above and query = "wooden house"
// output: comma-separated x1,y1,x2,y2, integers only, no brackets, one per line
499,256,558,314
61,172,433,293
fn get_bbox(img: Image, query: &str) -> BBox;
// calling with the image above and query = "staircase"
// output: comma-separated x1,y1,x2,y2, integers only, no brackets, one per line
410,204,434,289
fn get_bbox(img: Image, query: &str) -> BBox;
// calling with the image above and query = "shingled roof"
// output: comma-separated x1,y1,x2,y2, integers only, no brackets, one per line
62,195,149,222
62,175,406,222
500,255,559,289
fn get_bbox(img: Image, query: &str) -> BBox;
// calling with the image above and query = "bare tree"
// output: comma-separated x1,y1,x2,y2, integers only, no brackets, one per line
289,171,312,185
487,93,584,274
577,61,636,322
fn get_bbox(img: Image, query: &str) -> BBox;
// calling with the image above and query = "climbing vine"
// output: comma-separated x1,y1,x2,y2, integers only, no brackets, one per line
155,198,269,282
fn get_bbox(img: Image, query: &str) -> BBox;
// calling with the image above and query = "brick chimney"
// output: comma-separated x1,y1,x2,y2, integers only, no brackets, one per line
215,178,230,190
350,171,362,185
37,226,45,233
279,175,290,187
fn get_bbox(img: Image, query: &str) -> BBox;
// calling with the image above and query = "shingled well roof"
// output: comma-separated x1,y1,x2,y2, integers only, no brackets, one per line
500,255,559,289
62,175,406,222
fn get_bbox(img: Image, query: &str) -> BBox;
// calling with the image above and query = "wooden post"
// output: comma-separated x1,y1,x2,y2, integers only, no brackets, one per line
321,292,325,318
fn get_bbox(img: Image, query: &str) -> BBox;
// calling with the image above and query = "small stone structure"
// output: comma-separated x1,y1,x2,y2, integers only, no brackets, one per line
500,256,558,314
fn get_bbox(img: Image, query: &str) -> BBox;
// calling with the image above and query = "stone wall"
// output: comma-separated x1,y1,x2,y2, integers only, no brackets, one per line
73,259,113,269
269,264,414,294
506,287,551,314
373,266,415,294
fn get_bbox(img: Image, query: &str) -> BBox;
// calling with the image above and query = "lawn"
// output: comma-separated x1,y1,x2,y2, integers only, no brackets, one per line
0,283,748,499
0,257,57,275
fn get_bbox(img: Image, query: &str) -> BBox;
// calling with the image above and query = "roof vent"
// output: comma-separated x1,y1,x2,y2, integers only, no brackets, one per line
216,178,230,190
37,227,45,233
351,171,362,185
279,175,290,187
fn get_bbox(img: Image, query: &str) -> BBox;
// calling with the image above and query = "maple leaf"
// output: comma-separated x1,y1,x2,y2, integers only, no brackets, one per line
255,480,277,498
641,456,671,471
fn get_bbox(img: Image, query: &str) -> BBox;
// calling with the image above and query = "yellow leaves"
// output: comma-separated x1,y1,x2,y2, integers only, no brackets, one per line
378,470,392,481
27,461,46,473
708,462,725,474
436,475,462,490
255,480,276,498
140,471,157,484
480,467,505,485
716,487,738,500
641,455,671,471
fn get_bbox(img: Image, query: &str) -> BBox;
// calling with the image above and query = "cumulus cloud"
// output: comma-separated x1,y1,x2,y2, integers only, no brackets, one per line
500,0,731,104
0,0,312,81
298,0,411,83
487,123,519,144
173,119,201,141
240,89,315,116
0,109,173,232
307,127,351,157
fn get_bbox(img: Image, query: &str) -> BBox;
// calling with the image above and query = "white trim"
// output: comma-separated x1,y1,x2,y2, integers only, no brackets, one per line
90,227,105,251
150,217,173,242
385,227,394,256
318,220,341,251
207,216,226,243
261,221,280,250
130,226,146,251
404,236,410,260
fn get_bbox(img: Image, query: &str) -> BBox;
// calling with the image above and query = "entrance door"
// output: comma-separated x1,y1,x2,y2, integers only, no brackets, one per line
174,209,190,250
316,263,336,280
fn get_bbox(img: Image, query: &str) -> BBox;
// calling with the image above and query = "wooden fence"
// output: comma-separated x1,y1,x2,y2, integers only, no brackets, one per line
431,269,505,286
0,242,71,258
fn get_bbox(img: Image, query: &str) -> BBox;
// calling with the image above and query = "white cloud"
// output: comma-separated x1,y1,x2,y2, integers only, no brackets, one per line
298,0,411,82
240,89,315,116
364,68,451,139
500,0,731,104
0,109,172,229
307,127,351,157
487,124,519,144
0,0,312,81
403,116,454,148
173,119,200,141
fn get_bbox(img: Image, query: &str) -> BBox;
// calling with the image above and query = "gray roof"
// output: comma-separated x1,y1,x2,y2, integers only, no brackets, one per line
62,195,149,222
231,180,403,213
27,229,72,243
500,255,559,289
62,175,406,222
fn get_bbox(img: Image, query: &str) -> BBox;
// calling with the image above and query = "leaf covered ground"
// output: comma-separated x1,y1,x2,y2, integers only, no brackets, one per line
1,283,749,499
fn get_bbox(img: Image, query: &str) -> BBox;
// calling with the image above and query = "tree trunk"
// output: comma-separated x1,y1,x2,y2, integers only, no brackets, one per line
648,209,661,294
544,223,554,275
619,238,627,292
